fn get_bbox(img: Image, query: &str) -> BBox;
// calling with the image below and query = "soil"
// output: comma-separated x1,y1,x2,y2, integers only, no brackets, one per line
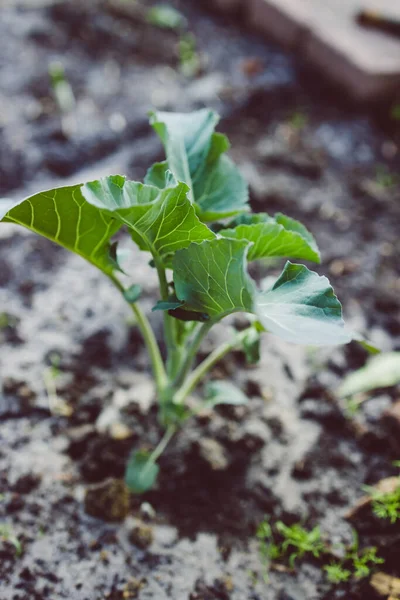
1,1,400,599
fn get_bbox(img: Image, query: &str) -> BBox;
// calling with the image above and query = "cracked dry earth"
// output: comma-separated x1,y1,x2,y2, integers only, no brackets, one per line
1,1,400,599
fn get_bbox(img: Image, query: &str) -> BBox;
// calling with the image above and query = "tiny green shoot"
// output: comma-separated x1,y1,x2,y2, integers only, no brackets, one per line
179,33,201,77
0,524,23,557
364,464,400,524
257,518,384,585
0,108,355,494
146,4,186,30
48,61,75,114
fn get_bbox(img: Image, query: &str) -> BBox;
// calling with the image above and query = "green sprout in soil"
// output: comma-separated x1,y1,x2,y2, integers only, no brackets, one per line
0,524,23,558
364,463,400,524
179,33,201,77
0,109,355,494
257,519,325,571
257,518,384,585
146,4,186,30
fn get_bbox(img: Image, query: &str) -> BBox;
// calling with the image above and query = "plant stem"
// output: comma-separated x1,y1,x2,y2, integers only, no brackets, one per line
175,327,252,403
108,274,167,390
149,424,176,464
153,258,178,377
173,320,213,388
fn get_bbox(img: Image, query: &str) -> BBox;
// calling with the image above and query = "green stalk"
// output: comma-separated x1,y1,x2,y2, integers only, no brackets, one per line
108,274,167,391
174,327,252,404
148,424,176,464
153,257,180,378
172,320,213,388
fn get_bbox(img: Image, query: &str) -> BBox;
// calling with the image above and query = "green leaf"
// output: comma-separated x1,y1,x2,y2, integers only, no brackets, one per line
173,238,255,320
146,4,186,29
81,177,215,257
125,450,159,494
152,299,184,312
0,183,122,275
338,352,400,397
255,262,352,346
194,152,249,222
220,213,320,263
123,284,142,304
205,381,249,407
144,162,176,189
150,109,249,220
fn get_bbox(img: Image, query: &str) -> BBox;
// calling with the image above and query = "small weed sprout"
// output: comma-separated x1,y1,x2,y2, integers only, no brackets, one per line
364,463,400,524
0,109,354,493
324,563,352,584
258,518,384,586
0,524,23,557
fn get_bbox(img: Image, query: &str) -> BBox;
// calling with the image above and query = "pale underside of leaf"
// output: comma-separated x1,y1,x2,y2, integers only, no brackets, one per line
255,262,352,346
338,352,400,397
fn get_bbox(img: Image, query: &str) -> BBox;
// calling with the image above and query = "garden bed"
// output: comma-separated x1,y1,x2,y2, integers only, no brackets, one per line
1,1,399,599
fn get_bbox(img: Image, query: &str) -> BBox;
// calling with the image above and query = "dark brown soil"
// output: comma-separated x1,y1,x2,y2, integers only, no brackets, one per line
1,1,399,599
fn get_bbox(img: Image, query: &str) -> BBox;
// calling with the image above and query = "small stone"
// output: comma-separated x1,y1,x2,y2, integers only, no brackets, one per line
370,572,400,597
128,520,154,549
198,438,230,471
109,422,134,441
139,502,156,522
122,577,145,599
17,384,36,400
84,478,130,522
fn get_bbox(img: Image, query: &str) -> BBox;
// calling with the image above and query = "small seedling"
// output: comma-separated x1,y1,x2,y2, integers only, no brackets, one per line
48,61,75,114
146,4,186,30
0,524,23,557
258,518,384,585
257,519,325,570
375,165,399,189
324,563,352,584
364,464,400,524
179,33,201,77
0,109,354,493
288,110,308,131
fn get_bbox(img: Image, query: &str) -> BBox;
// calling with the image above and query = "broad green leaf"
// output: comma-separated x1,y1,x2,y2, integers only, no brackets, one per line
255,262,352,346
0,184,122,275
125,450,159,494
81,176,215,257
205,381,249,408
173,238,255,320
338,352,400,397
150,109,249,220
220,213,320,263
123,284,142,304
194,153,249,222
150,109,218,198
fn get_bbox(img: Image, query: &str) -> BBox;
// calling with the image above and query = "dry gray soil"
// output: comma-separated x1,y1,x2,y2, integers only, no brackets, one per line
0,1,400,599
